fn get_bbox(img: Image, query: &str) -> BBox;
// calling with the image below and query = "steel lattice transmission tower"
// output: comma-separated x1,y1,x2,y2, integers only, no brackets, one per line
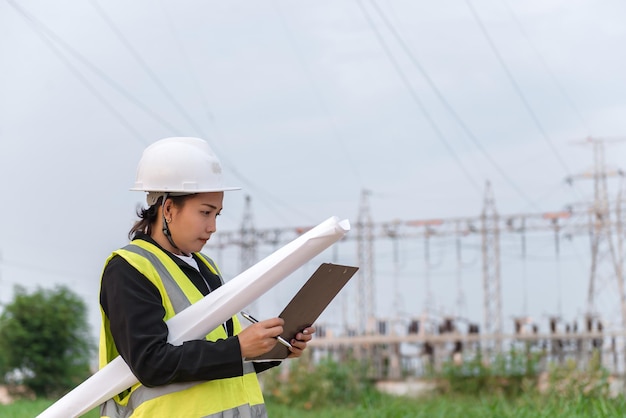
481,181,502,351
569,138,626,334
356,189,375,334
240,195,258,311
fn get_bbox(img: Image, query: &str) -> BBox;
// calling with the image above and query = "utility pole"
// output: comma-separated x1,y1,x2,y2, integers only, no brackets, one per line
569,137,626,367
454,220,468,319
616,177,626,371
383,220,403,318
544,211,571,317
356,189,375,334
407,218,443,332
569,138,625,323
240,195,258,312
481,181,502,352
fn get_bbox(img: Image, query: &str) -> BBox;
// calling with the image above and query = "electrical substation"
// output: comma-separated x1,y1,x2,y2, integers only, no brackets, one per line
208,137,626,380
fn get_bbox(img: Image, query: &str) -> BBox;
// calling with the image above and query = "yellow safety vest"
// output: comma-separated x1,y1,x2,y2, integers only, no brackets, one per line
99,239,266,418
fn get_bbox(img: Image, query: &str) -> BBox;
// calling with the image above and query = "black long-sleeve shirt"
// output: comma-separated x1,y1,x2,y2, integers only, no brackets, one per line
100,234,278,387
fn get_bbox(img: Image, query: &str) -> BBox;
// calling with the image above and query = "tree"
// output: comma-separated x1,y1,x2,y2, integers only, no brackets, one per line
0,285,94,397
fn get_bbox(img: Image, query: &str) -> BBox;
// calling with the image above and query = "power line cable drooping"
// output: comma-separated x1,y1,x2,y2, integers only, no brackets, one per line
6,0,149,145
356,0,483,195
464,0,583,203
366,0,544,211
501,0,592,135
81,0,319,224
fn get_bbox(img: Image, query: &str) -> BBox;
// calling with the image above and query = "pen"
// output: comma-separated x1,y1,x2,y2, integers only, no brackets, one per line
240,311,293,349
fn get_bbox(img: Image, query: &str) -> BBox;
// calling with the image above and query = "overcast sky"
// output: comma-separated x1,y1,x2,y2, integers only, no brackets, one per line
1,0,625,342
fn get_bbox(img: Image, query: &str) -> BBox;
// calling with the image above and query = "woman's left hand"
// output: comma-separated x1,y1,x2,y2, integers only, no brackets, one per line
287,326,316,358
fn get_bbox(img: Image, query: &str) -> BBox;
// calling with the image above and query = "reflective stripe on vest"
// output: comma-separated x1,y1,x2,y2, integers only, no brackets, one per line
99,240,266,418
101,363,264,418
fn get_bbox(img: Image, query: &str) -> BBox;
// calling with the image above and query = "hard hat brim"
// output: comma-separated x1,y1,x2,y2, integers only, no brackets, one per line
130,186,242,192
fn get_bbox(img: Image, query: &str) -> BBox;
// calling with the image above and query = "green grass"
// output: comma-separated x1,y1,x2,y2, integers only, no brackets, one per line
4,393,625,418
266,392,626,418
0,399,99,417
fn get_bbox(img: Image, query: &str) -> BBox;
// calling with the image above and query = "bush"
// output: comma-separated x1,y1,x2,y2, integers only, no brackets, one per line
0,285,94,397
438,348,541,397
545,349,610,398
261,353,373,409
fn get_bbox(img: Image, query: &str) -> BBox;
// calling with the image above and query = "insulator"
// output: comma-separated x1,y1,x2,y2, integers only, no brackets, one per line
377,320,387,335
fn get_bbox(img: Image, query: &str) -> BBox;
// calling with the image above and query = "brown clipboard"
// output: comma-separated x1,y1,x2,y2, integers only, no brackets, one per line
248,262,359,361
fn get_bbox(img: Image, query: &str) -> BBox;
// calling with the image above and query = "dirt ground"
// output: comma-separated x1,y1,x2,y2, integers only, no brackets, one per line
0,385,35,405
0,385,12,405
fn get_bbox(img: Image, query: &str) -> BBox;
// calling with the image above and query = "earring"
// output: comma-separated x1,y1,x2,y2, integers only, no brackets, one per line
167,218,172,223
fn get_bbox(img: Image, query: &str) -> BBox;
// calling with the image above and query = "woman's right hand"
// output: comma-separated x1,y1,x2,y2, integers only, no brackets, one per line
237,317,284,358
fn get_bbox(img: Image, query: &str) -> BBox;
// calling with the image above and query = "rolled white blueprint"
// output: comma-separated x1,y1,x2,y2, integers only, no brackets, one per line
38,216,350,418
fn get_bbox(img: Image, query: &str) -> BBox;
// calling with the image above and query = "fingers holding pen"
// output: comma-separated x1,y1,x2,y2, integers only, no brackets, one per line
238,317,284,358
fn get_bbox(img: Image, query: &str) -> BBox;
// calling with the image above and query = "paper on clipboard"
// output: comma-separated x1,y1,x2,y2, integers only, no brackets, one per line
248,263,358,361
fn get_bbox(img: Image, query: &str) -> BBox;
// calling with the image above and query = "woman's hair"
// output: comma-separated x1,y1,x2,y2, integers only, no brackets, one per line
128,195,192,239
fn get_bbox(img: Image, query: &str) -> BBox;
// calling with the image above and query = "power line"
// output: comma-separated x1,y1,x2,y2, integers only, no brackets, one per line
464,0,580,189
271,0,364,187
5,0,148,144
5,1,187,146
91,0,318,225
11,0,315,224
520,180,586,213
157,0,218,131
501,0,592,135
366,0,542,211
156,0,314,223
89,0,209,139
355,0,484,194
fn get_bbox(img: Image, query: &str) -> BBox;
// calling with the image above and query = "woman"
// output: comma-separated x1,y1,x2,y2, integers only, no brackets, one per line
99,137,314,417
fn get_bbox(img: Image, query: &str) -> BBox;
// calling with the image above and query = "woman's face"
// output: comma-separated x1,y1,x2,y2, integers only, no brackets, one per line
166,192,224,254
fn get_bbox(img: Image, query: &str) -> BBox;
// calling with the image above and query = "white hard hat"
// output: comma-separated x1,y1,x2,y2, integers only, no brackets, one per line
131,137,240,204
